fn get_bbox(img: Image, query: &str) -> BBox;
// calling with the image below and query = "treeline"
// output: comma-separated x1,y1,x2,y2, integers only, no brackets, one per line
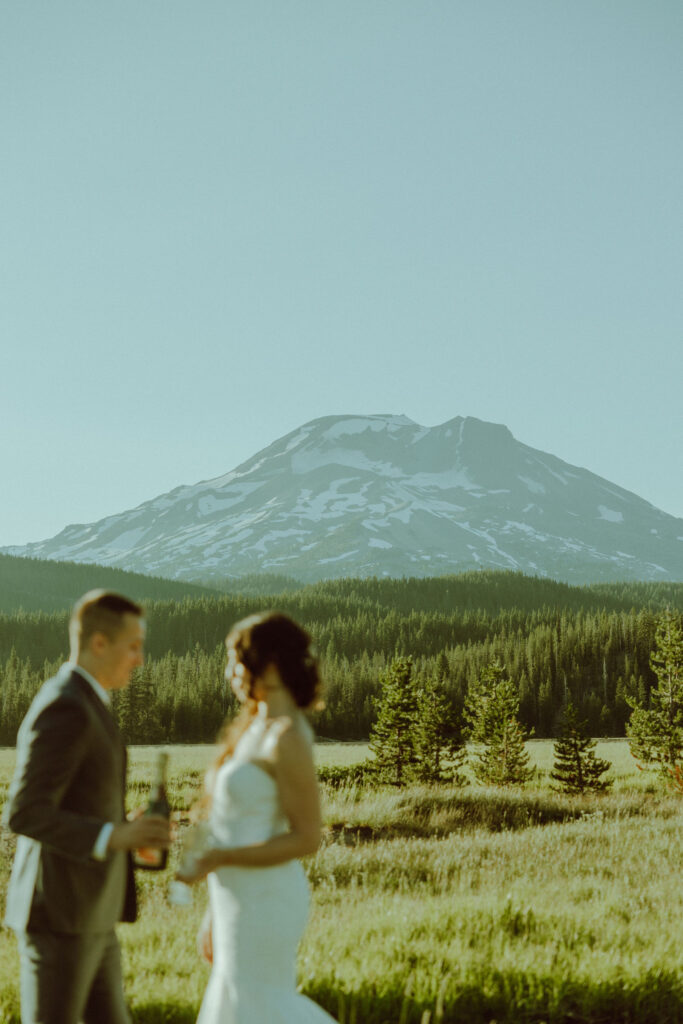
3,572,682,665
317,605,663,739
0,572,682,745
0,553,215,615
0,646,231,746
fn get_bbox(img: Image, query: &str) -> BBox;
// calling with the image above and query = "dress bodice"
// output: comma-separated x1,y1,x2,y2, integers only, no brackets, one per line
208,723,288,848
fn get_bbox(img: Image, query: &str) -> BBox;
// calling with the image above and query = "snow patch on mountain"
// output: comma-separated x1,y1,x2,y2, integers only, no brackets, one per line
318,550,359,564
598,505,624,523
323,415,416,440
519,476,546,495
410,468,478,491
248,529,308,555
290,448,401,478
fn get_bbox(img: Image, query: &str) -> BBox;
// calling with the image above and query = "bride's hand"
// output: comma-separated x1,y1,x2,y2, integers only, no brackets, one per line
176,848,225,883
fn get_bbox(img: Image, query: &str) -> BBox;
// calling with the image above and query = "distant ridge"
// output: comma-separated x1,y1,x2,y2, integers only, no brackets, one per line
0,553,217,615
4,414,682,584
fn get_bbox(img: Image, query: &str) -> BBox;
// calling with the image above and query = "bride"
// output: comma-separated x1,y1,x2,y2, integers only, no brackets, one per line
177,611,336,1023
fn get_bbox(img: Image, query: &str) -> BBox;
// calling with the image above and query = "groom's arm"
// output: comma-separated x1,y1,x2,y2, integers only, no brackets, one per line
8,695,171,860
7,695,105,862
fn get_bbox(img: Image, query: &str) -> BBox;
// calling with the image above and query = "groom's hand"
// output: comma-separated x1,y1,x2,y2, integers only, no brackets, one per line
108,814,171,853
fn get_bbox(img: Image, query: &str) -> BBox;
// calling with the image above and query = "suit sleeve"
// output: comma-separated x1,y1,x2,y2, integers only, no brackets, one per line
7,696,108,862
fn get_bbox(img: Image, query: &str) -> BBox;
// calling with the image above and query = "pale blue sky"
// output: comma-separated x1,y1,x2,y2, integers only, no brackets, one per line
1,1,682,547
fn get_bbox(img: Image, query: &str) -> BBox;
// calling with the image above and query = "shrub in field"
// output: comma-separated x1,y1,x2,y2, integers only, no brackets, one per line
627,607,683,778
550,702,613,794
317,763,379,788
669,762,683,793
465,660,533,786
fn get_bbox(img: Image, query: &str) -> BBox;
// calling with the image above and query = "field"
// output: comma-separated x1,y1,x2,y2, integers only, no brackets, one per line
1,742,681,1023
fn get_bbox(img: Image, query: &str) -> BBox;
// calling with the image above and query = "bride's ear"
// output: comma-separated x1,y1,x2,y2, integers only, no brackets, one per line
257,663,282,695
249,675,270,702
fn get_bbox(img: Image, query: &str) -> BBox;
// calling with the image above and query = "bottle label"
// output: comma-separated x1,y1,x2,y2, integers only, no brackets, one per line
136,847,163,867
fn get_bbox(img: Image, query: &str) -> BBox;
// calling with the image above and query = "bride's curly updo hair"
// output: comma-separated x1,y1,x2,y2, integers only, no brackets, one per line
228,612,321,710
213,611,322,770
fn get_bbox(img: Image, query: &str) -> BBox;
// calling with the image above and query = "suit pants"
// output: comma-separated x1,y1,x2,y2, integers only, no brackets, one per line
17,929,131,1024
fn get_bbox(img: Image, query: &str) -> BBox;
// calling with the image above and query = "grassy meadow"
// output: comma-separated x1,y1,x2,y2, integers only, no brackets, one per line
0,741,681,1023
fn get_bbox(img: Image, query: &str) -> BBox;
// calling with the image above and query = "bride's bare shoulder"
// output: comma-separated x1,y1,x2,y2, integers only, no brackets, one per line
270,713,314,752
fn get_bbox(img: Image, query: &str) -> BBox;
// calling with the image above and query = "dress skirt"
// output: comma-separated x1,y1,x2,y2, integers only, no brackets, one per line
197,860,334,1023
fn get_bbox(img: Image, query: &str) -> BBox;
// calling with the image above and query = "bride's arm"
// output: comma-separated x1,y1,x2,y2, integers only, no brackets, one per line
181,728,322,878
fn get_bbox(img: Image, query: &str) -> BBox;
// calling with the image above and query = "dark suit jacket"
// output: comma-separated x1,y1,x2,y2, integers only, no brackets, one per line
4,666,136,934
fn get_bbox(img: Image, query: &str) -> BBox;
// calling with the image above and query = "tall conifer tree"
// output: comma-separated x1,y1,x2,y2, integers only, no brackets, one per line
465,660,533,786
551,702,612,794
414,675,467,784
627,608,683,777
369,657,419,786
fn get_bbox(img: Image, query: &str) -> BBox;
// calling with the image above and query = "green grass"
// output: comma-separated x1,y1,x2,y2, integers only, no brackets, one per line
1,742,681,1023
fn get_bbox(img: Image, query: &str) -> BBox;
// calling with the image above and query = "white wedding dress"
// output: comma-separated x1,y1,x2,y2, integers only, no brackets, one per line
197,721,335,1023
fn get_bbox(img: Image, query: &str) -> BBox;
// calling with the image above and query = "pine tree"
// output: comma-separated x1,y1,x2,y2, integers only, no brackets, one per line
116,670,139,743
413,675,467,784
627,608,683,777
368,657,419,786
465,660,533,786
435,651,450,684
136,662,163,743
550,702,612,794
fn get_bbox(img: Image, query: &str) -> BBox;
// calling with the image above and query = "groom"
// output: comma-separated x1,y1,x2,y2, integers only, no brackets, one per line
4,590,170,1024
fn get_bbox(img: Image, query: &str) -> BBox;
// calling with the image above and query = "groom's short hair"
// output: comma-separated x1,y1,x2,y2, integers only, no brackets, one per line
70,590,144,651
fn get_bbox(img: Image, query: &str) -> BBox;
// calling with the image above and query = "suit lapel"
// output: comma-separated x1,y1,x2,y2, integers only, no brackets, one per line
69,672,127,792
70,672,122,745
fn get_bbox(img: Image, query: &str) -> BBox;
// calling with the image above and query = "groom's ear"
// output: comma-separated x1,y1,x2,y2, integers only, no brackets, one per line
89,631,110,657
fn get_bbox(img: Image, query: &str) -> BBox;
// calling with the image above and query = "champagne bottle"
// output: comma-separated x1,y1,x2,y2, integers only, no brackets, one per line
133,750,170,871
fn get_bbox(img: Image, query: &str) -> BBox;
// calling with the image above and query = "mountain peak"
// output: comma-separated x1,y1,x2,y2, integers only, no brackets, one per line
303,412,420,435
4,414,681,584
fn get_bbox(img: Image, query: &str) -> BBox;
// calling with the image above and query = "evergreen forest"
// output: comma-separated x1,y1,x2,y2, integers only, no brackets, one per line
0,568,682,746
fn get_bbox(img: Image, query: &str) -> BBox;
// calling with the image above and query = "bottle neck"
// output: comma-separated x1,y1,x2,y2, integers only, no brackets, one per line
152,752,169,793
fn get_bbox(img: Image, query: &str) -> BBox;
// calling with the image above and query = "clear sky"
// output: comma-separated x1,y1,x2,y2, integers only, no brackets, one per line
1,1,682,547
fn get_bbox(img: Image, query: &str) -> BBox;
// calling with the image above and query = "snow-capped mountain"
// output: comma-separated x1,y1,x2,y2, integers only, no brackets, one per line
5,415,682,583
